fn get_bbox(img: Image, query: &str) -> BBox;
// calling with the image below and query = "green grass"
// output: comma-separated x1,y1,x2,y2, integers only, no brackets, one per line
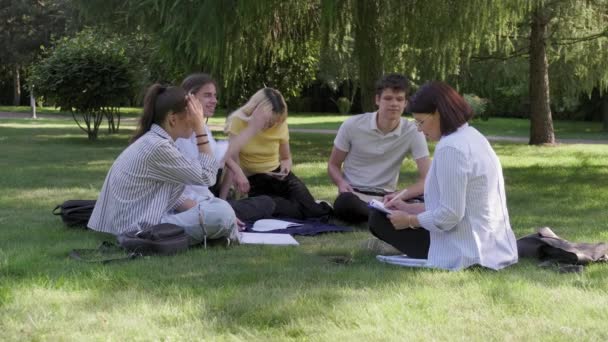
1,119,608,340
4,105,608,140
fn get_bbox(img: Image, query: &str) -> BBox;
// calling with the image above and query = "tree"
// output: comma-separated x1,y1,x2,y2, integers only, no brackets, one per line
0,0,75,105
30,30,135,140
463,0,608,144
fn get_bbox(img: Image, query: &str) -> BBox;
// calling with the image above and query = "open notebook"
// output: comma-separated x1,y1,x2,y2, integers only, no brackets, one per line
251,219,303,232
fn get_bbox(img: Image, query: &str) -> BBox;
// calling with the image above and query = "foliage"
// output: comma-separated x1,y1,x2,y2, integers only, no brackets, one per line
0,0,79,105
332,97,352,115
29,29,135,140
463,94,489,121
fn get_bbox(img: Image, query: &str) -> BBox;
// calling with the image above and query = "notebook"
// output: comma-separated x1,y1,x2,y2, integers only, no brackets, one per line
376,255,428,268
368,199,392,214
239,232,299,245
251,219,303,232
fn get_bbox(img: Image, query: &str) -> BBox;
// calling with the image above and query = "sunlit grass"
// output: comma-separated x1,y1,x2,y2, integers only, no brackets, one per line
1,118,607,340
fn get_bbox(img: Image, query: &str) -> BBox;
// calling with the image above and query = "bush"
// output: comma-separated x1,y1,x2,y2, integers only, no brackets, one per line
463,93,490,121
334,97,351,115
30,29,135,140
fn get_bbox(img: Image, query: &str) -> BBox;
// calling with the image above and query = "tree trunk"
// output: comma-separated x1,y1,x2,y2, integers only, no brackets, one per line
354,0,383,113
602,91,608,132
528,7,555,145
13,64,21,106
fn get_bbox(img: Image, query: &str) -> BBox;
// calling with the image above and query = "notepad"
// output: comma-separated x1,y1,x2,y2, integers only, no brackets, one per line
239,232,299,245
252,219,303,232
368,199,392,214
376,255,428,268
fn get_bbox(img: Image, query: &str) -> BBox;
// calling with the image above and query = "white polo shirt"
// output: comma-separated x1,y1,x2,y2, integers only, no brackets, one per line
334,112,429,193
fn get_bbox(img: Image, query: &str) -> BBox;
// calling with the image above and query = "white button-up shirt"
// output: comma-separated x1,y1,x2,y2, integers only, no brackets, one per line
88,124,218,235
417,124,518,270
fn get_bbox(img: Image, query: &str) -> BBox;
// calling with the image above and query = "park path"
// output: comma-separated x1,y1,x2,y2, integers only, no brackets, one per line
1,111,607,145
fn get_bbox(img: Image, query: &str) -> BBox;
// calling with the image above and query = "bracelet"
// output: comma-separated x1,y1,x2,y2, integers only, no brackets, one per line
197,141,209,146
195,134,208,138
407,215,415,229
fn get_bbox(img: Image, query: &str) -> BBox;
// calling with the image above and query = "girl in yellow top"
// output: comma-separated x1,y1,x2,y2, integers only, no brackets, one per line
222,88,332,220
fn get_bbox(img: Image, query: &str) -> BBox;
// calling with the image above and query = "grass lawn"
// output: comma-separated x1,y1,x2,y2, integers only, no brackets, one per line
4,105,608,140
1,119,608,340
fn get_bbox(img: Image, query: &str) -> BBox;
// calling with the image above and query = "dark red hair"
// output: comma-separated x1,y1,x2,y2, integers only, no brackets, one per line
407,81,472,136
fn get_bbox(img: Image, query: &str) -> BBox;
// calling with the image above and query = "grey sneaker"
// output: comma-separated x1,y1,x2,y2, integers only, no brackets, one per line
362,238,402,255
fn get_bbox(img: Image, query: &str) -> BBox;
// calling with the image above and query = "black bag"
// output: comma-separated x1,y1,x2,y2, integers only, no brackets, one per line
117,223,190,256
53,200,96,227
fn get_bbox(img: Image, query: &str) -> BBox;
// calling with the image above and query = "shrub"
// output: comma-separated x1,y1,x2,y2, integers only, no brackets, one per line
30,29,135,140
463,93,490,121
333,97,351,115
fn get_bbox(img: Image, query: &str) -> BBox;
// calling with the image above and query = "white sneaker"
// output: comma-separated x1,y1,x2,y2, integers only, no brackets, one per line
361,238,401,255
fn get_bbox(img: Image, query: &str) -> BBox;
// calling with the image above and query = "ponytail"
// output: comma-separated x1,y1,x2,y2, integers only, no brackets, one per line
131,84,187,143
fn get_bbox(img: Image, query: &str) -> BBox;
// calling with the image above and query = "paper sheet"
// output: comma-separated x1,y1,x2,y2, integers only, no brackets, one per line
239,232,299,245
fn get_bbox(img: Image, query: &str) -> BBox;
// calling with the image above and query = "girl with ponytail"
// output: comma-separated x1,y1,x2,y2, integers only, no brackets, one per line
88,83,240,245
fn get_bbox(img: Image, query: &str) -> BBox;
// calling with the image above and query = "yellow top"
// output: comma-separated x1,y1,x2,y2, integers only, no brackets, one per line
228,116,289,174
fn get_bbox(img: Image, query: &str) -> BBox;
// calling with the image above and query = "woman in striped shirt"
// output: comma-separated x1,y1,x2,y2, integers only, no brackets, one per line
88,84,240,244
369,82,518,271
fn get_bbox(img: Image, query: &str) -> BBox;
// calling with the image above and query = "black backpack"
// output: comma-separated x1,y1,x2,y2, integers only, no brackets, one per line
53,200,96,227
117,223,190,255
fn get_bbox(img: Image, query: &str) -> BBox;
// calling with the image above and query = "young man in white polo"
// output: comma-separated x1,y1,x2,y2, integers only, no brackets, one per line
328,73,431,223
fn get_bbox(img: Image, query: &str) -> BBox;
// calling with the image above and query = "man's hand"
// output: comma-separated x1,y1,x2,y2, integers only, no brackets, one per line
337,181,354,193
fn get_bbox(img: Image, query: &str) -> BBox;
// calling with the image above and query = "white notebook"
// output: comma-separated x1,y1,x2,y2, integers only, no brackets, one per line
368,199,392,214
252,219,303,232
239,232,299,246
376,255,428,268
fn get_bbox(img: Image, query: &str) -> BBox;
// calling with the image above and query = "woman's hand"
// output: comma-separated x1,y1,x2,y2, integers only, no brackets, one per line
233,169,251,194
186,94,205,130
385,200,425,214
387,211,414,230
279,158,292,176
249,105,273,131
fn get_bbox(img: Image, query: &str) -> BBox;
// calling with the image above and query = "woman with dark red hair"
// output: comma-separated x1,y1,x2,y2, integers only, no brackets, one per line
369,81,518,271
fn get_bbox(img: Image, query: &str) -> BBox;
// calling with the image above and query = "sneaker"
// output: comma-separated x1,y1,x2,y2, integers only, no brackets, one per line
315,199,333,209
361,238,402,255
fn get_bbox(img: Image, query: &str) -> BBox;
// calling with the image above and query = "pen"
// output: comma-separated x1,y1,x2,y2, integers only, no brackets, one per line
385,188,408,207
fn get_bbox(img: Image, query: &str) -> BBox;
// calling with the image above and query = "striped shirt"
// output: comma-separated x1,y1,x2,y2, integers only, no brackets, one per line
88,124,218,235
417,124,518,271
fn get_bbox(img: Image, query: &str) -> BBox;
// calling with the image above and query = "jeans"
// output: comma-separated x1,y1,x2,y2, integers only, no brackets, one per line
161,197,238,245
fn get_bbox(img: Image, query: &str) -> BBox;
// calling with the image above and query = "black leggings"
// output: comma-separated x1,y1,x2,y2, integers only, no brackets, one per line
247,170,332,220
368,210,430,259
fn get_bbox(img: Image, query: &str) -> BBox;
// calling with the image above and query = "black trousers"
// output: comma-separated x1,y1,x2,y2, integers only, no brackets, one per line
368,210,430,259
333,192,370,224
247,170,332,220
228,196,275,222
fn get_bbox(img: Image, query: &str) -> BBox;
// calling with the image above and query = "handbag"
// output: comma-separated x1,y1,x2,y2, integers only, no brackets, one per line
53,200,96,227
